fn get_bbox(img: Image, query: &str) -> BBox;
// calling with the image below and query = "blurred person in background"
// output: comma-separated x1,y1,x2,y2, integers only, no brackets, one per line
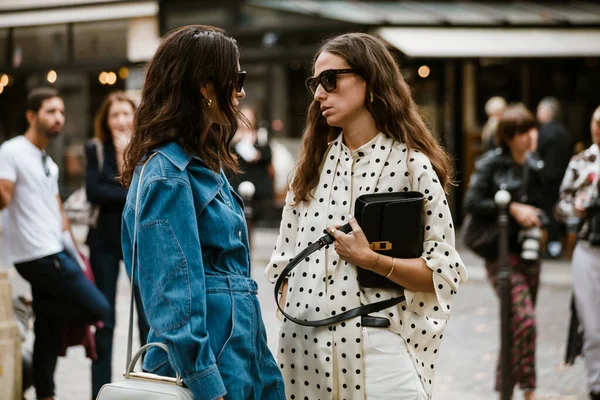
228,106,274,222
556,105,600,400
0,87,109,400
464,104,545,400
481,96,507,152
85,91,149,399
120,25,285,399
537,97,574,258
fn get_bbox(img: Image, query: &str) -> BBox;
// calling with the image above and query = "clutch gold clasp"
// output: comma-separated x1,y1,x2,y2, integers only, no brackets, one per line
370,241,393,251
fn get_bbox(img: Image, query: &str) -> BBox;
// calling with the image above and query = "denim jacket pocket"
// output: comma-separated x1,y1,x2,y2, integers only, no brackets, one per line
137,219,191,335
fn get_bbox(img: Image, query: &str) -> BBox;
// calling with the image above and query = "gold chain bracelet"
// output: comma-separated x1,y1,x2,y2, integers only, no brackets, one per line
385,257,396,278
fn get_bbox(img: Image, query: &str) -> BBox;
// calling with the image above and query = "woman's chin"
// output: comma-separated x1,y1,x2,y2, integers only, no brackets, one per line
324,115,343,128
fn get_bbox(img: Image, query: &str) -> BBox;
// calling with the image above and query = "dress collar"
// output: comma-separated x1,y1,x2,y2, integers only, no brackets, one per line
340,132,383,160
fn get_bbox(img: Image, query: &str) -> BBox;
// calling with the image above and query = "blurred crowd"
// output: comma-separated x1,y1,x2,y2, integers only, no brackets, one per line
466,96,600,399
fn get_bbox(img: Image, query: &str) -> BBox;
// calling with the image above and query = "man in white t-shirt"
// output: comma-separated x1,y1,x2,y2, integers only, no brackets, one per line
0,87,109,400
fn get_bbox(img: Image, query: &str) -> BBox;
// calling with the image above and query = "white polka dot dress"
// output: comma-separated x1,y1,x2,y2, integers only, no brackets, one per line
266,133,468,399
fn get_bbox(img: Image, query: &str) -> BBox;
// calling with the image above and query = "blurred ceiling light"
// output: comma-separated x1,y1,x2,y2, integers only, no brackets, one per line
0,85,4,94
107,72,117,85
0,74,8,87
99,71,108,84
118,67,130,80
418,65,430,78
47,70,57,84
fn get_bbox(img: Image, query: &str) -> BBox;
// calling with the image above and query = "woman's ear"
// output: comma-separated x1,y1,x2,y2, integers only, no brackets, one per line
200,82,209,99
200,82,215,101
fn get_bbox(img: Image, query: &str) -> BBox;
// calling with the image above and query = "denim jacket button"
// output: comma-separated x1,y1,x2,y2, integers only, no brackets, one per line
238,231,242,238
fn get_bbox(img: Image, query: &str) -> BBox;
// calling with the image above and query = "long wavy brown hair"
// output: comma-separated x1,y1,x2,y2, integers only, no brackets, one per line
292,33,454,202
121,25,241,186
94,91,136,142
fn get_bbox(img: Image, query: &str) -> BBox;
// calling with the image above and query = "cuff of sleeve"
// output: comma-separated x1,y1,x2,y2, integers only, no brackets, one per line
184,364,226,400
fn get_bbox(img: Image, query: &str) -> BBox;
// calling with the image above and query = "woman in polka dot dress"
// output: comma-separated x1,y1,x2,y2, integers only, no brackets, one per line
266,33,467,400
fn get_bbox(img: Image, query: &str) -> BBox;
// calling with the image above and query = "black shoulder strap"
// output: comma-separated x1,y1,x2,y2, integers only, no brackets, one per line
274,231,405,327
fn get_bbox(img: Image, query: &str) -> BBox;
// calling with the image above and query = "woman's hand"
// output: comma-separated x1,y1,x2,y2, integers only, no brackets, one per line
327,215,376,269
509,202,542,228
277,280,288,310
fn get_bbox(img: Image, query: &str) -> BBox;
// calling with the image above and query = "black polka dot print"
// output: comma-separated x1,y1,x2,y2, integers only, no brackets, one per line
265,133,467,399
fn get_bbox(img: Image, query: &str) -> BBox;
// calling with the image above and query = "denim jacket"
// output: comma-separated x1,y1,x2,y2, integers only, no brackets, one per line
121,142,251,400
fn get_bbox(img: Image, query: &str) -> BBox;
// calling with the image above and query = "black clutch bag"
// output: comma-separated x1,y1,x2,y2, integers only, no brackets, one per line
355,191,425,289
273,191,425,327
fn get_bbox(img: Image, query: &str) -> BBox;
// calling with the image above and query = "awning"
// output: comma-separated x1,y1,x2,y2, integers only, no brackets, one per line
0,0,158,28
377,27,600,58
250,1,600,26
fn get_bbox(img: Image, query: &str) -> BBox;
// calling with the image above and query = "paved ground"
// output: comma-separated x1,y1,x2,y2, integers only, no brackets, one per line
1,225,589,399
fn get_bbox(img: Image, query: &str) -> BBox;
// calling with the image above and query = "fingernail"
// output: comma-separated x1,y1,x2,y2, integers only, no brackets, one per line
348,214,354,219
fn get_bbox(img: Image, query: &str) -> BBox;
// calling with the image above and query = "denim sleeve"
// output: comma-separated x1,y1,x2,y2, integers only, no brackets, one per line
135,178,226,400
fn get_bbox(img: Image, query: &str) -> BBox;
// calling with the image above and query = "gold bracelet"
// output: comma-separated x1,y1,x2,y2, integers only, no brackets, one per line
385,257,396,278
371,253,381,271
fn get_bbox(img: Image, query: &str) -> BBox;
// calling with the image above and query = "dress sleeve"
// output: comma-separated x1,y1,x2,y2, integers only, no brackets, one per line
405,153,468,319
265,188,301,283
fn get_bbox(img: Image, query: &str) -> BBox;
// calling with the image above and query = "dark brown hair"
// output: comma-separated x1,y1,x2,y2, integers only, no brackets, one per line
94,91,136,142
26,87,60,113
496,104,537,151
292,33,453,202
121,25,241,186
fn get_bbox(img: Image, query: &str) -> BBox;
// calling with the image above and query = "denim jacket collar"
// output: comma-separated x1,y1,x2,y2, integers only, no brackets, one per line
156,141,194,171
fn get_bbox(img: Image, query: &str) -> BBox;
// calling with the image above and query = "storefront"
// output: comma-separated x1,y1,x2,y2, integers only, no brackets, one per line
241,0,600,220
0,0,159,194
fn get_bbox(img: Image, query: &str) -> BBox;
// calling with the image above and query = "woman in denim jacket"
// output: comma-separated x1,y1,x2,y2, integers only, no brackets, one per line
120,25,285,400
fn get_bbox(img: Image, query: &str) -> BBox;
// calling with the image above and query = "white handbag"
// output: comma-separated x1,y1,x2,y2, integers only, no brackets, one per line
97,153,193,400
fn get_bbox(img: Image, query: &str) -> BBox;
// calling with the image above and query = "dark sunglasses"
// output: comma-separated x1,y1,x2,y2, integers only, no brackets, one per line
236,71,246,93
305,68,358,96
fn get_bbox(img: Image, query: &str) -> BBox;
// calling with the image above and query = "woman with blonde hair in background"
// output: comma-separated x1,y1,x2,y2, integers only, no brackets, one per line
85,91,149,399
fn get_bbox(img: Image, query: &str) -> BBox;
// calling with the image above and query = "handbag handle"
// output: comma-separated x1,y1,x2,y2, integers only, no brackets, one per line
124,152,184,385
125,342,185,386
274,225,405,327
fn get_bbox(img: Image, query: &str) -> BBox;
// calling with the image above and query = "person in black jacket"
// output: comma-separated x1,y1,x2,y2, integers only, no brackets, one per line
464,104,545,400
85,91,149,399
228,106,274,222
537,97,574,257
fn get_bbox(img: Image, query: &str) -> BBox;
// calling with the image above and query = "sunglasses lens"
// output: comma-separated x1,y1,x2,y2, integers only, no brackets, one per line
321,72,336,92
306,78,317,95
236,72,246,92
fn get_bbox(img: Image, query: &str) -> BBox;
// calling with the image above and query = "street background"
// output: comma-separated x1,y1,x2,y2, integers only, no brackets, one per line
1,1,600,399
0,223,588,400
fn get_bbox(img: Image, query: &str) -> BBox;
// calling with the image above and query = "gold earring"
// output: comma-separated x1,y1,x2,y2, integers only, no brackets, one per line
370,92,374,103
204,98,212,108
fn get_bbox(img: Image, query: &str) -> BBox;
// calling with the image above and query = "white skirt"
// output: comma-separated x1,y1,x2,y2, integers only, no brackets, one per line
362,326,428,399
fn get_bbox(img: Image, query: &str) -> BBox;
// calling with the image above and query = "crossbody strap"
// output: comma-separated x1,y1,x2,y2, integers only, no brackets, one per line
125,153,157,373
274,225,405,327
